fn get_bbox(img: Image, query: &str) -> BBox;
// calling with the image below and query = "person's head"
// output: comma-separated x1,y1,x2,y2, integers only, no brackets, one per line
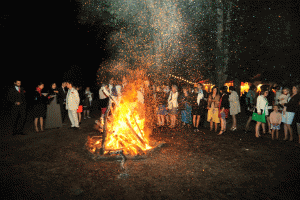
273,105,279,112
183,87,188,94
261,89,269,97
152,85,156,91
220,86,228,94
62,82,66,87
165,85,170,91
172,85,178,93
249,85,256,91
37,82,44,89
212,86,219,95
194,87,199,93
14,79,21,87
292,85,299,95
51,83,56,89
66,81,73,89
229,86,235,93
197,83,203,90
109,78,114,85
156,86,161,92
283,87,290,95
274,85,280,91
86,87,90,91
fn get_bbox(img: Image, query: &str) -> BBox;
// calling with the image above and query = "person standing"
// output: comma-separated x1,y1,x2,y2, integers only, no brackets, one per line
167,85,179,128
58,82,68,125
45,83,62,129
218,86,230,135
99,83,111,125
83,87,93,119
32,82,48,132
255,89,269,138
7,79,27,135
66,81,80,130
197,83,208,128
207,86,220,132
155,86,167,126
245,85,257,132
76,86,84,125
180,87,192,127
282,85,300,141
274,86,282,105
228,86,241,131
164,85,170,125
270,105,282,140
266,85,275,134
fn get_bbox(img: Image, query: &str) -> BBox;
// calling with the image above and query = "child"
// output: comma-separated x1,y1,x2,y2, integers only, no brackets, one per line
278,88,290,108
269,105,282,140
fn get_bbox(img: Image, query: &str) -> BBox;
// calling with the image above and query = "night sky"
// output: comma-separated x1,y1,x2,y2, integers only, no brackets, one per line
1,0,299,93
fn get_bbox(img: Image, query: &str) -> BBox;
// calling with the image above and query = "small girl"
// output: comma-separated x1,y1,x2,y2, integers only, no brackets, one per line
278,88,290,108
269,105,282,140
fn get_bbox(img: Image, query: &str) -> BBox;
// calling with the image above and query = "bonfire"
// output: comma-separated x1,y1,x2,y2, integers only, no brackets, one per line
86,76,162,158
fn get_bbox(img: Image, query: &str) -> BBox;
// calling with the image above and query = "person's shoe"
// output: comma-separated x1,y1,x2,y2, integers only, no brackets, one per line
79,122,82,125
74,127,81,130
283,138,288,141
87,116,91,118
84,117,86,120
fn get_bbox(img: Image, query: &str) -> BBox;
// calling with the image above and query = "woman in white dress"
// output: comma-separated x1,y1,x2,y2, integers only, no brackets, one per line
167,85,179,128
228,86,241,131
255,89,270,138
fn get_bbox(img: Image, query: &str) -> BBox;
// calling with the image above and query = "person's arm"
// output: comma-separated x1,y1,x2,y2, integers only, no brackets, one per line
278,113,282,125
256,96,262,114
7,88,16,105
269,113,275,124
74,90,80,106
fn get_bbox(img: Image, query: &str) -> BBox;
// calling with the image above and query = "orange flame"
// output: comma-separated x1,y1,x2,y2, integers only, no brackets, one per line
88,72,154,156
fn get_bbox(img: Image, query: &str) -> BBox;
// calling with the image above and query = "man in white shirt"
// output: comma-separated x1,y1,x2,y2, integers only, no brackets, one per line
99,83,111,124
66,81,80,130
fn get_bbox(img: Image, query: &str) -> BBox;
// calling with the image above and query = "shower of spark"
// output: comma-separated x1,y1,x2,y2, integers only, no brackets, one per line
78,0,228,82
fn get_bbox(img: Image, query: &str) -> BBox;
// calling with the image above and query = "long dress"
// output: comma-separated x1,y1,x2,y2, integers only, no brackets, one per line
180,94,192,124
45,95,62,129
229,91,241,115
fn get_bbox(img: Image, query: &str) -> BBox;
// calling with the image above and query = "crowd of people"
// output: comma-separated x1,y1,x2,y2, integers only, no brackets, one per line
8,80,94,135
7,78,300,144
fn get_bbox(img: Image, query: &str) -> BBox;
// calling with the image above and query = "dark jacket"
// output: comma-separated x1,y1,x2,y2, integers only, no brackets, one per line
78,89,85,105
191,92,207,109
47,89,59,104
285,93,300,113
57,87,67,104
220,92,230,109
33,91,48,105
7,86,26,106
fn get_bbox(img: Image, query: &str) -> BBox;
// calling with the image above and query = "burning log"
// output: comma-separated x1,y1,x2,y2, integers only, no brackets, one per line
125,119,146,149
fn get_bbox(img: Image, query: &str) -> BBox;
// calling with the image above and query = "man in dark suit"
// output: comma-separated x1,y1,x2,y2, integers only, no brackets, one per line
7,80,27,135
58,82,68,125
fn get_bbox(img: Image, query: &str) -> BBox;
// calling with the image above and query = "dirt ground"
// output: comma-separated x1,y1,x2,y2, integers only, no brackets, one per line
1,109,300,199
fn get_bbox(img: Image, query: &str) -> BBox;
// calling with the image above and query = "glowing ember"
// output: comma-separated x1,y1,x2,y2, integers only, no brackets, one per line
87,78,154,156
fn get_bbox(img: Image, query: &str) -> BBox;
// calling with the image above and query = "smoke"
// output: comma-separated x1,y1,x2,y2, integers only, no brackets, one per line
79,0,216,82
